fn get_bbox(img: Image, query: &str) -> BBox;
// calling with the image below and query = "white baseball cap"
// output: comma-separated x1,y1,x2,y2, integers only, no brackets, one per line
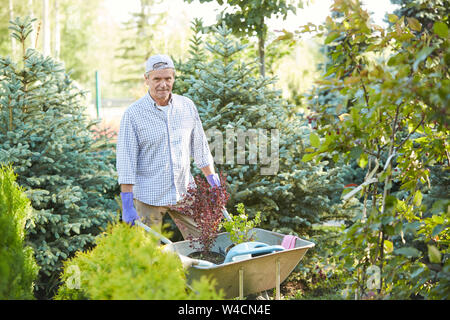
145,54,175,73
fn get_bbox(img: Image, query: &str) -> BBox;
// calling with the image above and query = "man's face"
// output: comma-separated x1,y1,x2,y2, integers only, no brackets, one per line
145,68,175,104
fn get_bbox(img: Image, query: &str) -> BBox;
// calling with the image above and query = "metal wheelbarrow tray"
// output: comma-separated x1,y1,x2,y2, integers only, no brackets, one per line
161,227,315,299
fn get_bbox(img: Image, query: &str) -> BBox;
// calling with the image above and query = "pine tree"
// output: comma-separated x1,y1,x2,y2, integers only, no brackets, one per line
175,22,349,236
174,18,209,95
0,17,119,298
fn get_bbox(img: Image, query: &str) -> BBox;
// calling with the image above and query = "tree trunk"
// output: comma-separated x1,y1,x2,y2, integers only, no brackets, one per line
258,33,265,77
54,0,60,60
42,0,51,56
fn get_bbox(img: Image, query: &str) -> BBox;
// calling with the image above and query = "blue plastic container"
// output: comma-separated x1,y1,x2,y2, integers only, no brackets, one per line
224,241,285,263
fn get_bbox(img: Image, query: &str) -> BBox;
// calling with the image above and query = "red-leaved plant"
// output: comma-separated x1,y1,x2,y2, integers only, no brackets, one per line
170,173,229,253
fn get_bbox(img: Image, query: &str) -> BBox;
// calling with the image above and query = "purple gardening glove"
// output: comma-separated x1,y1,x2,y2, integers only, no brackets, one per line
206,173,221,188
120,192,140,225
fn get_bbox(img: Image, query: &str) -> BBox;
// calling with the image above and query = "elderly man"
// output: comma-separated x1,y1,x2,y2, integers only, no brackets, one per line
116,54,220,239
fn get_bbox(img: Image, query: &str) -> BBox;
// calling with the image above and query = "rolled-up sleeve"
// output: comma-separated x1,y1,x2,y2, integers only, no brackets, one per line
116,111,139,185
189,102,213,169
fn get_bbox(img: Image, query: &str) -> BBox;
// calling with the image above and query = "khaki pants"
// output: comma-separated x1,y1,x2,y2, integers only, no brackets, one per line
134,199,200,240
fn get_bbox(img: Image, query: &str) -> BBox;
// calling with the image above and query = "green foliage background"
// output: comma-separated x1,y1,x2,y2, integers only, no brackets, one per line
0,0,448,301
301,0,449,299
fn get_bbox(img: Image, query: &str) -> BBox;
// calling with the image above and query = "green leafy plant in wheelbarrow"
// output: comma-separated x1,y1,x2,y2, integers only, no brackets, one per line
220,203,261,253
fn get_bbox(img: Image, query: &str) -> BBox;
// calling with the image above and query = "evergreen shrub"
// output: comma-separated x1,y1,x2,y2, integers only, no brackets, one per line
55,223,223,300
0,165,39,299
0,17,119,297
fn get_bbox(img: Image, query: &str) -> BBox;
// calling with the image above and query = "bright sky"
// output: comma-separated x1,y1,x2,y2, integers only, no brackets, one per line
107,0,399,29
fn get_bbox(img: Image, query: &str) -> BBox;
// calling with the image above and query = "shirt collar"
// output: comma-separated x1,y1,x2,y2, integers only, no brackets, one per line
147,91,173,109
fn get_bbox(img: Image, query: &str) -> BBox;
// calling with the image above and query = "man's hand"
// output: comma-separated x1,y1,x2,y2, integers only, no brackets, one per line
120,192,140,225
206,173,221,188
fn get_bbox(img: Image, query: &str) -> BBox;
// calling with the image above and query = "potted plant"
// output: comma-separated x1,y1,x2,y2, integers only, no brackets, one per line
220,203,262,253
170,173,229,264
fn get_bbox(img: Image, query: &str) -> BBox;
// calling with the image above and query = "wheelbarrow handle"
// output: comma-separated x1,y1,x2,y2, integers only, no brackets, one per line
136,207,230,242
135,220,173,245
222,208,232,221
135,220,218,269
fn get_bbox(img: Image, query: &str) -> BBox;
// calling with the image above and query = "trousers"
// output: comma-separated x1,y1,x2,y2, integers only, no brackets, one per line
134,199,200,240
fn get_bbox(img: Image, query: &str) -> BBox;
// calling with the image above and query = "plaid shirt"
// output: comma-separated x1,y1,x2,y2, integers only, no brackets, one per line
116,92,213,206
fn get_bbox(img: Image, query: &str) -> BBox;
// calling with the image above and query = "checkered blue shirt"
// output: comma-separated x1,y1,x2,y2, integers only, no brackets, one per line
116,92,213,206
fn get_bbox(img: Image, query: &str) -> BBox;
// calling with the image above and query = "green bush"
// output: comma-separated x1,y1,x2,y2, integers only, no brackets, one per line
55,223,223,300
301,0,449,299
0,165,39,299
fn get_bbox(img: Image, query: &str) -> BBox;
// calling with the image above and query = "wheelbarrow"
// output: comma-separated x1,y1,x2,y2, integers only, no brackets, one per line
135,210,315,299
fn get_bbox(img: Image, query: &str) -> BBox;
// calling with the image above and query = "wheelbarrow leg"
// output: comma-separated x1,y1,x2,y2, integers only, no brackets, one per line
276,258,281,300
239,267,244,300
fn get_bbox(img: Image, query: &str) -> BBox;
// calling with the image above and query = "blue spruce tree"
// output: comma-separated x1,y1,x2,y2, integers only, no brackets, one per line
176,21,351,235
0,17,119,298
